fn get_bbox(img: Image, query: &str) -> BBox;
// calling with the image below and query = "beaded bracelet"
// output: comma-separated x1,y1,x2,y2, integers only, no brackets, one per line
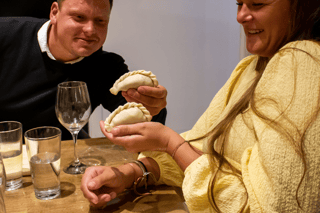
130,160,157,196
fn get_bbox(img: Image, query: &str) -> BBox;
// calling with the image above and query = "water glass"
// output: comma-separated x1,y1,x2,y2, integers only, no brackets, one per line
0,121,23,191
24,127,61,200
0,153,6,213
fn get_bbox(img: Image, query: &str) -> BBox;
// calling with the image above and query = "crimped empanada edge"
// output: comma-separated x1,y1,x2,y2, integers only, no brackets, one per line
104,102,152,131
109,70,159,95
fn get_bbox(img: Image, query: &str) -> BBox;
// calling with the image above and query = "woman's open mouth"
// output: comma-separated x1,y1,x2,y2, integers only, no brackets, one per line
248,29,264,34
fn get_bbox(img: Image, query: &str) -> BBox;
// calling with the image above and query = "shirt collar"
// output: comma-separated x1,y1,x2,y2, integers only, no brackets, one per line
37,20,84,64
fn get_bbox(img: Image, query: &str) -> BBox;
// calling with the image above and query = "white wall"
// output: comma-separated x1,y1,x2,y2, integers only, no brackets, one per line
89,0,241,137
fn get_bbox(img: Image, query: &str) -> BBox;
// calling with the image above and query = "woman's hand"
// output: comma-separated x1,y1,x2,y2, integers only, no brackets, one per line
99,121,184,154
80,166,130,208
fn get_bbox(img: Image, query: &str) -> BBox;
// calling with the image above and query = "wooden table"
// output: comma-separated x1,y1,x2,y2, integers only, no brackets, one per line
5,138,189,213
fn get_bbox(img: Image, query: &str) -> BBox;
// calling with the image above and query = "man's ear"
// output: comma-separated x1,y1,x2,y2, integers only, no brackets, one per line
50,2,59,25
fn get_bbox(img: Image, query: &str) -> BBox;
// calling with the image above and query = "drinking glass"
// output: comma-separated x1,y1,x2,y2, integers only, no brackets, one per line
0,121,23,191
0,153,6,213
55,81,91,174
24,127,61,200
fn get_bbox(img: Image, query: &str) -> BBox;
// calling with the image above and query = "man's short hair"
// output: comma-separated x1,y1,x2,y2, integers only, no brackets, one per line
57,0,113,9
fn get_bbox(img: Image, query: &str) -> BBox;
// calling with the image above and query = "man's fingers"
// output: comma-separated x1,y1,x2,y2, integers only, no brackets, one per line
137,85,167,98
123,90,166,109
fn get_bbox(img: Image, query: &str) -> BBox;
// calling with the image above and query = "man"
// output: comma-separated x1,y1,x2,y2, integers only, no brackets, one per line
0,0,167,140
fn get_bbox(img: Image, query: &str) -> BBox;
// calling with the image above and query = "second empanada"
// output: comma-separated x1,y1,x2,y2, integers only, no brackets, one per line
104,102,152,131
110,70,158,95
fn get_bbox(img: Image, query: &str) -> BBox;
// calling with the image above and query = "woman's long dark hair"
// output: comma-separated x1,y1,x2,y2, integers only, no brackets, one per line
205,0,320,212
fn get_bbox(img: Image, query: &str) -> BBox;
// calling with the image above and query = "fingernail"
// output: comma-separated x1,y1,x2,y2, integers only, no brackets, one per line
88,181,96,189
127,89,135,96
138,87,145,93
112,127,120,135
110,191,117,199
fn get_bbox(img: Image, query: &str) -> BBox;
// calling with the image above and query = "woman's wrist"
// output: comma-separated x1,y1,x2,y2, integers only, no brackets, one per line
118,163,142,189
119,157,160,189
165,133,186,157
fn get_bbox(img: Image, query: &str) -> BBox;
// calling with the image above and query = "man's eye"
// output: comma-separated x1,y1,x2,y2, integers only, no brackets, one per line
96,19,107,25
74,15,84,21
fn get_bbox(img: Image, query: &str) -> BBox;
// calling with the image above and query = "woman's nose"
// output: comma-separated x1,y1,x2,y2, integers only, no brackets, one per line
237,4,253,24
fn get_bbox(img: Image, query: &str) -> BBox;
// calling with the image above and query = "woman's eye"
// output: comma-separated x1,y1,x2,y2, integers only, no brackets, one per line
236,2,243,6
252,3,264,6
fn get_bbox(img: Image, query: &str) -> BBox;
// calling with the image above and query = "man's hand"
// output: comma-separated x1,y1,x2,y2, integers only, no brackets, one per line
121,85,167,116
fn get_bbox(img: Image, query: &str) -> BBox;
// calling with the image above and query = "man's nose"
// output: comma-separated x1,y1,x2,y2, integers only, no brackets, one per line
83,21,96,36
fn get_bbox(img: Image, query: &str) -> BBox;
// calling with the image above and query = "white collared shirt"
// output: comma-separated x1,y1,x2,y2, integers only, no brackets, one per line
37,20,84,64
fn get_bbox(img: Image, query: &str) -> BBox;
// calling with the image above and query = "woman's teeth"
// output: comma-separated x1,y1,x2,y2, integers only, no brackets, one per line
248,30,263,34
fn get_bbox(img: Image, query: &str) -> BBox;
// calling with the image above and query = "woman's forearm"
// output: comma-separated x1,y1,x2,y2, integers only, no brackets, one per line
168,141,203,171
166,133,203,172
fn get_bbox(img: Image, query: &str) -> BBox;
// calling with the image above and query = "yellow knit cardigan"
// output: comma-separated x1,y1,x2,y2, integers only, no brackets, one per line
139,40,320,212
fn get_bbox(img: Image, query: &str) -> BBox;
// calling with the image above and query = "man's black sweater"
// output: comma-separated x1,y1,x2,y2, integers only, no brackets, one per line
0,17,166,140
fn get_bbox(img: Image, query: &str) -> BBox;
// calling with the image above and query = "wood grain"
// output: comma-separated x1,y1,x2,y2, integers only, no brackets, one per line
5,138,188,213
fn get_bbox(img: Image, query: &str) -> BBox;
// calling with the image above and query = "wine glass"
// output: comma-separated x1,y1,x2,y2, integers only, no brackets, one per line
55,81,91,174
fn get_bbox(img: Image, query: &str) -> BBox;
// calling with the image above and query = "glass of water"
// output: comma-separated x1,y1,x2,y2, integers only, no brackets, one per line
24,127,61,200
0,153,7,213
0,121,23,191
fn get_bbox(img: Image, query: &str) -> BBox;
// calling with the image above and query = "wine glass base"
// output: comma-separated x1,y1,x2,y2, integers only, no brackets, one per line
63,162,87,174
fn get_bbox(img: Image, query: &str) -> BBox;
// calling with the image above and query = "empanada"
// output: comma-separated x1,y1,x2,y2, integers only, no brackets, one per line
110,70,158,95
104,102,152,131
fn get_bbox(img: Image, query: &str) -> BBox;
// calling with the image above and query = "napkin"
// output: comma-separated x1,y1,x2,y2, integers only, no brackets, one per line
22,145,30,176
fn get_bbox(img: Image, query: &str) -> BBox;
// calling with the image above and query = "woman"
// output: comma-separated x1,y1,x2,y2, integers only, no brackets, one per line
81,0,320,212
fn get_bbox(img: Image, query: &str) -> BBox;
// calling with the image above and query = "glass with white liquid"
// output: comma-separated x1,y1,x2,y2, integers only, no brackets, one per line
24,127,61,200
0,121,23,191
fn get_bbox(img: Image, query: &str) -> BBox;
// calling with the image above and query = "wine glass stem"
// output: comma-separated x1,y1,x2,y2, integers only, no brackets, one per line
72,133,80,166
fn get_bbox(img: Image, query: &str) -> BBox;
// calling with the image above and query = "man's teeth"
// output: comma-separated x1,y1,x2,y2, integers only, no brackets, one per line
248,30,263,34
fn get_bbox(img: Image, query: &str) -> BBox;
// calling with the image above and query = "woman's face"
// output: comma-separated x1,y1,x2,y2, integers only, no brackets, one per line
237,0,291,58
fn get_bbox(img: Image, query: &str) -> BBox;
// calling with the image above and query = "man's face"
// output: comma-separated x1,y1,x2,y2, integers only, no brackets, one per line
50,0,111,61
